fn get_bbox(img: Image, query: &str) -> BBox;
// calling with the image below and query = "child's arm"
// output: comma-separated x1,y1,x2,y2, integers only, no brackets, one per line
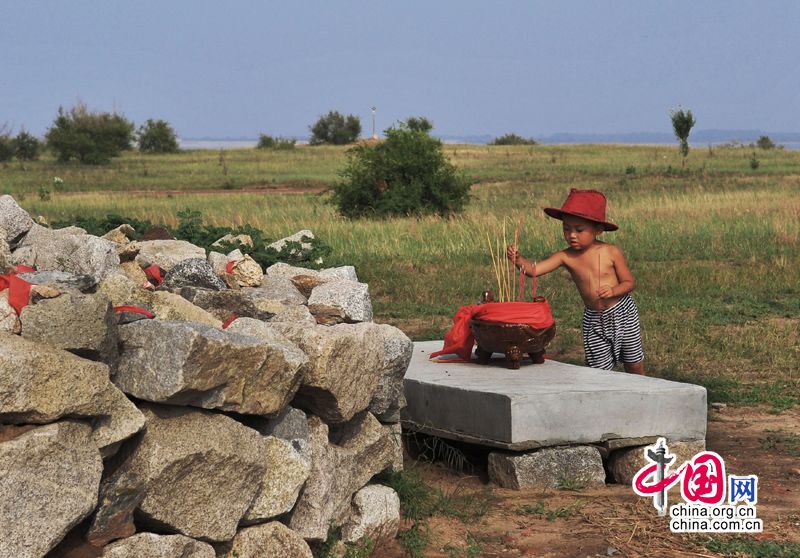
506,245,564,277
598,245,636,299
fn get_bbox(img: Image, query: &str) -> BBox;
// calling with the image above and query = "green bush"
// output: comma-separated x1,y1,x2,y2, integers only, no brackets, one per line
13,130,42,160
137,119,179,153
309,110,361,145
257,133,296,150
756,135,776,150
406,116,433,133
45,103,135,164
670,107,696,160
331,122,471,218
0,134,13,162
490,133,537,145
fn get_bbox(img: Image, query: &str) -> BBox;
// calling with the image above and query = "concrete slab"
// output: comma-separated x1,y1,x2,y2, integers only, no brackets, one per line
402,341,707,451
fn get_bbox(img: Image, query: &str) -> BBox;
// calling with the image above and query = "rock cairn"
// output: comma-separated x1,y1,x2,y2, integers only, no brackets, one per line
0,195,409,558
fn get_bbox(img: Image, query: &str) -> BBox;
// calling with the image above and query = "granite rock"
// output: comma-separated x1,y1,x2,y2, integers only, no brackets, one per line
488,446,606,490
0,421,103,558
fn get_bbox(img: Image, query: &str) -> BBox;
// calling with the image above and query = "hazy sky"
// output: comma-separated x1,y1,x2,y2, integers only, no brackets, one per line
2,1,798,139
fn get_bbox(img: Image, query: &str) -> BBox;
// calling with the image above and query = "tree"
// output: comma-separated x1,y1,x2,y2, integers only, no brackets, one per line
406,116,433,133
137,119,179,153
756,135,776,150
0,125,12,162
490,133,537,146
670,107,696,165
13,130,42,160
309,110,361,145
46,103,134,164
331,121,471,218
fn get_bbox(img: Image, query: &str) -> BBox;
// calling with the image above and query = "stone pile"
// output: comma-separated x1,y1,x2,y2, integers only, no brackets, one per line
0,195,409,558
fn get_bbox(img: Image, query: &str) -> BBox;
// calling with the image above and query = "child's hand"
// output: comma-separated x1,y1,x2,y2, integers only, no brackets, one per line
506,244,519,264
598,284,614,299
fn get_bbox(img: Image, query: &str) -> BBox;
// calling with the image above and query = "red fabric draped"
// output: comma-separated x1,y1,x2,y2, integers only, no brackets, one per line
0,266,34,315
429,301,555,361
113,305,155,319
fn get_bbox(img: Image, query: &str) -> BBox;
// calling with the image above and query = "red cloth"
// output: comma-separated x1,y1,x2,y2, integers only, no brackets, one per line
113,305,155,319
225,260,237,274
222,314,238,329
0,270,33,316
143,264,163,286
429,301,555,361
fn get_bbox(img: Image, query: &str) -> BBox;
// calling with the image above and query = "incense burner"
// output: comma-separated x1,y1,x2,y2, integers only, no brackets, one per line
469,291,556,369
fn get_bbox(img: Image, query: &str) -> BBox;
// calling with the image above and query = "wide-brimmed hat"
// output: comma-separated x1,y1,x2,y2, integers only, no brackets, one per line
543,188,618,231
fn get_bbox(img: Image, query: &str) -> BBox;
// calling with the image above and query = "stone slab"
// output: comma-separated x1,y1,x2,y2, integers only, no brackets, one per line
402,341,707,451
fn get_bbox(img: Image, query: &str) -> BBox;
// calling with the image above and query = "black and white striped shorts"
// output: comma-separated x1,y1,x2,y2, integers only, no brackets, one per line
582,294,644,370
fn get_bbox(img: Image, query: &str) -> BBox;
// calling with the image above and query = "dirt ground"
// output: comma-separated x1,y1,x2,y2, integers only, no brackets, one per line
378,405,800,558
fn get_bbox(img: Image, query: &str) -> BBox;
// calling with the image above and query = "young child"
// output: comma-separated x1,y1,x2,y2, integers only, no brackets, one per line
506,188,645,374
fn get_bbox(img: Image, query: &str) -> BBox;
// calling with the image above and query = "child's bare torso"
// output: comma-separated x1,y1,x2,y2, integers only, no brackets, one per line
561,242,623,311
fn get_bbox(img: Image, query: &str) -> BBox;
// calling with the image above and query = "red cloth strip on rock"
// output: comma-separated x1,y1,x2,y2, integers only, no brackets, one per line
429,301,554,361
0,266,34,315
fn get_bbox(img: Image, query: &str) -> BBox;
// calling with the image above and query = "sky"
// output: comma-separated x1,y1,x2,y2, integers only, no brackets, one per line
2,1,798,140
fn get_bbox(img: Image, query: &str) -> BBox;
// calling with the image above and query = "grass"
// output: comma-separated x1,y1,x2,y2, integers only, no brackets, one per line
378,469,493,556
700,535,800,557
518,500,583,521
759,429,800,456
5,143,799,410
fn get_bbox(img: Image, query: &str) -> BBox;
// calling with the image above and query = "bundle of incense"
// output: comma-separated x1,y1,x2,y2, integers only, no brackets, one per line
486,217,524,303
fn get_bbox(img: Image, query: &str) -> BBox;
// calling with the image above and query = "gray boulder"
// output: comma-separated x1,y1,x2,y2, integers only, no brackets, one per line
0,290,19,333
112,404,266,542
308,279,373,323
13,223,120,279
273,322,385,423
0,194,34,245
228,523,313,558
20,291,119,363
114,320,307,415
178,286,280,321
488,446,606,490
161,258,226,291
0,333,145,455
0,421,103,558
102,533,215,558
87,471,146,546
608,439,706,485
288,413,398,541
17,270,97,293
243,435,311,523
0,231,12,272
98,273,221,327
341,484,401,544
369,324,413,418
135,240,206,271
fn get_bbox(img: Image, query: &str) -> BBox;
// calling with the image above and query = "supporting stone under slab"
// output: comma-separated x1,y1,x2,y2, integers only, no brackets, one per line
402,341,707,451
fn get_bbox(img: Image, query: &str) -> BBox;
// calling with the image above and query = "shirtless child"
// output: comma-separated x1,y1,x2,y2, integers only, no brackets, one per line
506,189,645,374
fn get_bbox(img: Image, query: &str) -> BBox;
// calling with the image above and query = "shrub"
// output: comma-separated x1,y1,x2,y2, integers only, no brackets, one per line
45,103,135,164
309,110,361,145
331,121,471,218
670,107,696,162
406,116,433,133
257,133,296,150
137,118,179,153
490,133,537,146
13,130,42,160
0,135,13,162
756,135,776,150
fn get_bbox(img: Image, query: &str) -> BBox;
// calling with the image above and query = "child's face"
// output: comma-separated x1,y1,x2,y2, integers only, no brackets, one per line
562,215,603,251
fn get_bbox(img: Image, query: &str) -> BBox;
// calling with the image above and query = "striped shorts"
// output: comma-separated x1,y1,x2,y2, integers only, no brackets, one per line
582,294,644,370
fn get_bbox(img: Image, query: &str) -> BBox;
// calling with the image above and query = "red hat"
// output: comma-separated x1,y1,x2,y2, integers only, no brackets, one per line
543,189,618,231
